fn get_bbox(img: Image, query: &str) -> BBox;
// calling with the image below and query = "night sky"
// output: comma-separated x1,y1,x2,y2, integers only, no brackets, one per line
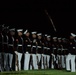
0,1,76,38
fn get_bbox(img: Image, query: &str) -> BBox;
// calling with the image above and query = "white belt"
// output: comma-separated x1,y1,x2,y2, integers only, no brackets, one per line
32,46,36,48
18,45,22,46
26,52,29,54
62,49,65,50
65,49,68,50
27,45,31,47
9,44,13,46
47,48,50,50
58,49,61,50
44,47,47,49
62,48,67,50
37,46,41,48
53,48,56,49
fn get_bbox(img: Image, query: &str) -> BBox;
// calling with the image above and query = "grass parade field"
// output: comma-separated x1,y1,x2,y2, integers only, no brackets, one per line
0,69,76,75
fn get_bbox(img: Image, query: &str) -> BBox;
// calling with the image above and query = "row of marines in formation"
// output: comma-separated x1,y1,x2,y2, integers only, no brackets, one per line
0,25,76,72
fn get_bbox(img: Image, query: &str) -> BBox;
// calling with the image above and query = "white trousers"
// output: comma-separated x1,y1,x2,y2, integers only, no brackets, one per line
57,55,61,68
17,52,22,71
75,55,76,70
51,54,55,69
30,54,38,70
46,55,50,68
9,53,13,68
4,53,13,70
41,54,44,69
66,53,75,72
24,52,30,70
44,54,47,69
41,54,49,69
61,55,66,68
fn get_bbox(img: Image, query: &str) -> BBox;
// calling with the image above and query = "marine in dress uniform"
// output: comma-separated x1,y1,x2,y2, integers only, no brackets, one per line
2,26,9,71
36,33,43,69
66,33,76,72
8,28,15,71
51,37,58,69
42,34,48,69
30,31,38,70
62,38,68,69
46,35,51,69
57,38,63,69
41,34,45,69
0,25,4,72
15,29,24,71
23,30,32,70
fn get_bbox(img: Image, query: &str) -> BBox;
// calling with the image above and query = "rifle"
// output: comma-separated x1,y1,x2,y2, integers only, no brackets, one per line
14,51,18,71
57,54,62,69
45,9,57,32
51,53,55,69
15,38,19,71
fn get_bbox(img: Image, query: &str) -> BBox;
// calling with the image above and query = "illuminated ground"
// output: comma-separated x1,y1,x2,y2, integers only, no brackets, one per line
0,69,76,75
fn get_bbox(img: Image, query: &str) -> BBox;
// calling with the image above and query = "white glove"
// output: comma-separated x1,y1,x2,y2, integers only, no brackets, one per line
14,51,18,55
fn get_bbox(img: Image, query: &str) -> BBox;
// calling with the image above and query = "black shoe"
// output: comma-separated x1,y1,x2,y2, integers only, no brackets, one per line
4,68,6,71
67,70,71,72
10,68,13,71
0,70,3,72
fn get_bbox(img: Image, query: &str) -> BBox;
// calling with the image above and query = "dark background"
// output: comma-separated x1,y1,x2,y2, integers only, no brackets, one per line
0,1,76,38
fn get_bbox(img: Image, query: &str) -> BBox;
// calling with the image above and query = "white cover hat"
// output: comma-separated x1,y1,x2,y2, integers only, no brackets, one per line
45,34,47,36
17,29,23,32
53,37,57,39
47,35,51,38
37,33,42,36
31,31,37,34
58,38,61,40
71,33,76,37
9,28,15,31
24,30,28,34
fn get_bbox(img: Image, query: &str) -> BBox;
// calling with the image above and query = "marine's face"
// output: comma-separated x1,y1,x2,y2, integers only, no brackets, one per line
10,31,15,36
38,35,42,39
32,34,36,38
62,40,66,43
47,37,51,41
53,39,57,42
26,32,30,37
58,39,62,43
18,32,22,36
